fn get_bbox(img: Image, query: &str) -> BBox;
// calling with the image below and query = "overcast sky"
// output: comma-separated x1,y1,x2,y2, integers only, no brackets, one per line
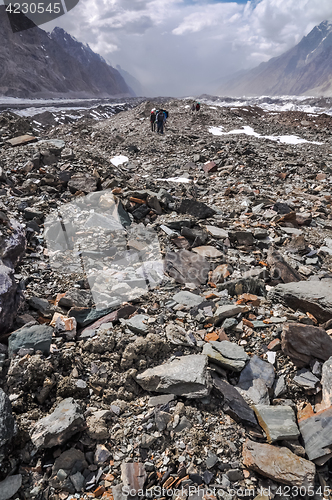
27,0,332,95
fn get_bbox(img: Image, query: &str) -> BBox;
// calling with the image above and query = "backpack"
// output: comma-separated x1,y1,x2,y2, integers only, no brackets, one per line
196,103,200,111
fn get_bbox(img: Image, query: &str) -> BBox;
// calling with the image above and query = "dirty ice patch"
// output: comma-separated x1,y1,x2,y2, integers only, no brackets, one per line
111,155,129,166
209,125,323,145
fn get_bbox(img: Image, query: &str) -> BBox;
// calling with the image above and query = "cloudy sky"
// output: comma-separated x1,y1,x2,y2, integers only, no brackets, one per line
30,0,332,95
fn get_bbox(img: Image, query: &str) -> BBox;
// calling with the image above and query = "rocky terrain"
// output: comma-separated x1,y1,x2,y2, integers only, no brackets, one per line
1,97,332,499
218,20,332,97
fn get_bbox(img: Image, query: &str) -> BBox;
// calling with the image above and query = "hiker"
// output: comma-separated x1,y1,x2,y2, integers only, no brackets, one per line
191,102,196,114
163,109,168,130
196,102,200,113
157,109,164,134
150,109,156,132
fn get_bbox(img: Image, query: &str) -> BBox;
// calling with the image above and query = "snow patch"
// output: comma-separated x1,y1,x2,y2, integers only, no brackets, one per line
209,125,323,145
111,155,129,166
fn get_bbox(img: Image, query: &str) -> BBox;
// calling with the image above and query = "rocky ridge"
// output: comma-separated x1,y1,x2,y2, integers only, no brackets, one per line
0,98,332,498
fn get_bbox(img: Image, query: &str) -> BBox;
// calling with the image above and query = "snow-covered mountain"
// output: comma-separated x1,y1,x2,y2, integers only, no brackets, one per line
217,20,332,97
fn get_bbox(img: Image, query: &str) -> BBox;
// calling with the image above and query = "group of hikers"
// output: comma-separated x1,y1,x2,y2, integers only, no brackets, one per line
191,101,200,113
150,108,168,134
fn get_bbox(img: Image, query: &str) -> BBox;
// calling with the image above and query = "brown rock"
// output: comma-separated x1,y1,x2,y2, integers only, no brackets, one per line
210,264,232,283
6,135,37,146
281,322,332,367
121,462,147,493
242,439,315,487
267,248,302,283
203,161,218,173
165,250,210,286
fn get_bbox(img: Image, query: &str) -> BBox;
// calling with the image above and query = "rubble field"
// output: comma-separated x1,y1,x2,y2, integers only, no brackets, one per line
1,98,332,500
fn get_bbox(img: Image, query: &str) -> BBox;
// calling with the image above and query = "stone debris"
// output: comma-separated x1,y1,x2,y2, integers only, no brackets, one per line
2,97,332,496
0,475,22,500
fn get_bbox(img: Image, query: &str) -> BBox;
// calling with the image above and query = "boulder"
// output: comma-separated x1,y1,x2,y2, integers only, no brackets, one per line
8,325,53,358
165,250,210,286
281,323,332,367
68,173,98,194
177,199,215,219
31,398,85,449
268,280,332,322
298,406,332,465
0,475,22,500
238,355,275,390
212,375,258,427
253,405,299,442
135,354,212,398
242,439,315,487
267,248,302,283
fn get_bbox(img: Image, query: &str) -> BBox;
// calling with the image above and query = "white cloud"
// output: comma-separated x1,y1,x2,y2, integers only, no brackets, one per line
41,0,332,96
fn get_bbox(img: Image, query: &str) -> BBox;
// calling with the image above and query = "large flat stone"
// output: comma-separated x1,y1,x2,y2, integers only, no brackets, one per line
177,199,216,219
298,406,332,464
267,248,302,283
203,341,248,371
6,135,37,146
192,246,223,258
281,323,332,367
242,439,315,487
253,405,299,443
165,250,210,286
321,357,332,407
212,374,258,427
268,280,332,322
172,290,203,307
8,325,53,358
31,398,85,449
125,314,149,335
0,475,22,500
213,304,247,326
135,354,211,398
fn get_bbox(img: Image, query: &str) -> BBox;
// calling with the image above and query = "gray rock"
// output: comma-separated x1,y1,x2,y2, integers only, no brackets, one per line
205,225,228,239
212,374,258,428
281,322,332,367
58,288,93,308
172,290,203,307
121,462,147,492
70,471,85,492
31,398,85,449
203,341,248,372
238,355,275,390
94,444,112,465
298,407,332,464
8,325,53,358
0,389,15,461
174,416,191,433
68,173,98,194
28,296,54,317
0,475,22,500
293,369,320,391
222,317,238,331
268,280,332,322
237,378,270,405
213,304,247,326
125,314,149,335
273,375,287,398
253,404,300,443
148,394,175,407
136,354,212,398
321,356,332,406
206,453,219,469
165,249,210,286
155,410,172,431
227,469,243,482
52,448,86,473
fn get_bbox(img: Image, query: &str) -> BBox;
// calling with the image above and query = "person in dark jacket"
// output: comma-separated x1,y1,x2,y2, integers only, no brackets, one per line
150,109,156,131
157,109,164,134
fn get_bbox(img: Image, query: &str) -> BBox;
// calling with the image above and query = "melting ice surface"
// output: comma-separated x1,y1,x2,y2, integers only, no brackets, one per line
209,125,323,145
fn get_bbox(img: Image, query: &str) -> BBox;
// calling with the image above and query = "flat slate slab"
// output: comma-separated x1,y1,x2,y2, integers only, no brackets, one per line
31,398,85,449
6,135,37,146
268,279,332,322
203,340,248,371
0,389,15,450
172,290,204,307
253,404,300,442
135,354,211,398
243,439,315,487
212,374,258,428
238,354,275,390
8,324,53,358
192,246,223,258
298,406,332,464
165,250,210,286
